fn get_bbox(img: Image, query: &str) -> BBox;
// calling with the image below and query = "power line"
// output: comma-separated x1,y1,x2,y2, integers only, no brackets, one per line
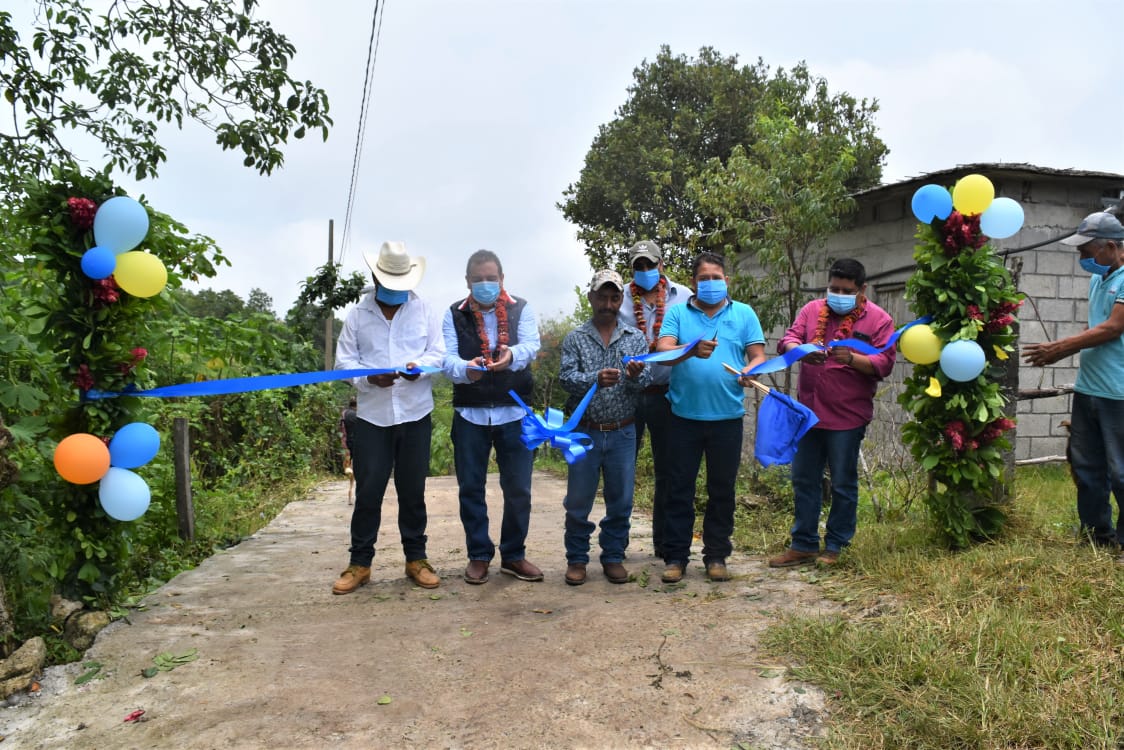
340,0,386,266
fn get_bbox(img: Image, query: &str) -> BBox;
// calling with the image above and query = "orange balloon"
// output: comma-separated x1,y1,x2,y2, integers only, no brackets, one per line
53,433,111,484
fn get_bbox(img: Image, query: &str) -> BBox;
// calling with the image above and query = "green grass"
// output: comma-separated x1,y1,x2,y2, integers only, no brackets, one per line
754,463,1124,749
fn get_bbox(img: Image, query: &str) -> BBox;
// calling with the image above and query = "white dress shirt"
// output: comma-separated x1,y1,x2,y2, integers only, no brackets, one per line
441,297,541,426
336,291,445,427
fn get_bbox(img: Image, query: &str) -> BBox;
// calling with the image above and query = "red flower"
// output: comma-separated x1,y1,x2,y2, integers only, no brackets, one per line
68,197,97,231
940,211,988,255
74,364,95,392
131,347,148,362
92,277,120,306
966,304,983,321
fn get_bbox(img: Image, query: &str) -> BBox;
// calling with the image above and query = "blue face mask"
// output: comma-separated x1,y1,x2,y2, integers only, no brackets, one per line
375,286,409,306
1079,257,1112,276
633,268,660,291
696,279,728,305
471,281,501,305
826,293,857,315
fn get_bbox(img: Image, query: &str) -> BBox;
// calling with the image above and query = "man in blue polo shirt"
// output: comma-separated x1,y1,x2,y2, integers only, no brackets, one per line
1024,211,1124,560
655,251,766,582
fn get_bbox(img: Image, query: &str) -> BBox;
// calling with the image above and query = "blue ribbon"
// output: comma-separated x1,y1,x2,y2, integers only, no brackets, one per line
83,366,443,400
621,336,704,365
743,316,933,376
508,385,598,464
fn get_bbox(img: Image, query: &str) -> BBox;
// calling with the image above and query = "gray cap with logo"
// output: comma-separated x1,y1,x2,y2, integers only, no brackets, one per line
1061,211,1124,246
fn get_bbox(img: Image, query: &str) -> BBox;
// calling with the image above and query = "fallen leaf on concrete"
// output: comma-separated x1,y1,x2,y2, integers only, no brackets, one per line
123,709,145,723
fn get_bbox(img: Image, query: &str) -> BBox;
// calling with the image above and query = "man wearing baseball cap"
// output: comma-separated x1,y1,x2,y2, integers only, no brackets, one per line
1024,211,1124,558
617,240,691,558
332,241,446,594
558,269,650,584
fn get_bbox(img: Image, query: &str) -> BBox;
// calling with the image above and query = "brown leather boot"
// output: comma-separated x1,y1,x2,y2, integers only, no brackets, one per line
405,559,440,589
768,548,818,568
564,563,587,586
331,564,371,595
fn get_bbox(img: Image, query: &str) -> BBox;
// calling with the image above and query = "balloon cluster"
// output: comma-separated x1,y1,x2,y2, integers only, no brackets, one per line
78,196,167,298
899,324,987,387
52,422,160,521
910,174,1024,239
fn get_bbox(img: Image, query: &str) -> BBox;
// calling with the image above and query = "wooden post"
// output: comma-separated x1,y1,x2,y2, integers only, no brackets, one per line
173,417,195,541
324,219,335,371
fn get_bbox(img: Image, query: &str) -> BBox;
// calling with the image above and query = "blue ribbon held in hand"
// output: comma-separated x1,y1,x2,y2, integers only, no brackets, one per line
743,316,933,376
508,385,598,464
83,366,443,400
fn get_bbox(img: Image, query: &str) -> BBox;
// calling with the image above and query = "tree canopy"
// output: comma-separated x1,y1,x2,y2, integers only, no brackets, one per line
0,0,332,198
559,46,887,283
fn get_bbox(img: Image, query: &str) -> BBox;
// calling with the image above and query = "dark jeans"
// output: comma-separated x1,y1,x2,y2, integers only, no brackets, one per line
634,390,673,553
563,424,636,564
1069,392,1124,547
451,413,535,562
662,414,743,565
348,414,432,566
789,425,867,554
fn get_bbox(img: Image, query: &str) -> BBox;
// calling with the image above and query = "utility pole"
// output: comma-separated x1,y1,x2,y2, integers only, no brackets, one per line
324,219,334,370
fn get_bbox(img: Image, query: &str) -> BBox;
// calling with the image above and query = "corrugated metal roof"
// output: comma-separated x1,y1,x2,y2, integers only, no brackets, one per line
853,162,1124,197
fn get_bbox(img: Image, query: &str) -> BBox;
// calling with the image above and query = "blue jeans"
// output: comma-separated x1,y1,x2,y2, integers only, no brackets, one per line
349,414,432,566
563,424,636,564
451,413,535,562
789,425,866,554
1069,392,1124,547
663,415,743,565
634,390,673,553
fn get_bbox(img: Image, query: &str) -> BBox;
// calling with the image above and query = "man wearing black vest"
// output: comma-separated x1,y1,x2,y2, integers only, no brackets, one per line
442,249,543,584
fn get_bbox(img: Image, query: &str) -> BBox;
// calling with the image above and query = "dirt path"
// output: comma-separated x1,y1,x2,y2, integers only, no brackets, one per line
1,473,837,749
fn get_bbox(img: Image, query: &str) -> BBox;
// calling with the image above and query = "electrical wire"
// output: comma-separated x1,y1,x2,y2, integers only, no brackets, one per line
340,0,386,265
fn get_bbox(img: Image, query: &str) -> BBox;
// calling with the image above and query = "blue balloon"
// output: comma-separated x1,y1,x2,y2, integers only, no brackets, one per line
979,197,1025,239
940,340,986,382
109,422,160,469
98,467,151,521
911,184,953,223
93,196,150,254
80,246,117,280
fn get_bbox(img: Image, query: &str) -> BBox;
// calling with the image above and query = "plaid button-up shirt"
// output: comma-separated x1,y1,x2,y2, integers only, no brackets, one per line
559,318,651,424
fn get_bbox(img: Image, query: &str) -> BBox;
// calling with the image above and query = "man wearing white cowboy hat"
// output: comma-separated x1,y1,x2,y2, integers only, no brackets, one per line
442,248,544,584
332,241,446,594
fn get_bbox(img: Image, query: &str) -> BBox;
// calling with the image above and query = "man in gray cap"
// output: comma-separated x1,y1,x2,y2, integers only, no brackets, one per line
618,241,691,558
558,269,650,585
1024,211,1124,558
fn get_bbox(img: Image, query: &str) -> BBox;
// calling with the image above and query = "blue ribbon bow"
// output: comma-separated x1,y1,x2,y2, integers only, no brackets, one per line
508,385,599,464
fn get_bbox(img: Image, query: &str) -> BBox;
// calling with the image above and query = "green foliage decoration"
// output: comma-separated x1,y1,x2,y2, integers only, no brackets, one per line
898,209,1023,547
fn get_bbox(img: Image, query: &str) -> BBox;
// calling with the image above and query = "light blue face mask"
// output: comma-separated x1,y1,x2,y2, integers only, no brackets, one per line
1079,257,1112,276
633,268,660,291
471,281,501,305
826,292,857,315
375,286,409,306
696,279,728,305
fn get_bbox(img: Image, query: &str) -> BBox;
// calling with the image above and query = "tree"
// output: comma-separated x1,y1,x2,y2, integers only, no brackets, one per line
688,92,866,332
0,0,332,198
175,288,246,319
246,288,274,316
560,47,886,281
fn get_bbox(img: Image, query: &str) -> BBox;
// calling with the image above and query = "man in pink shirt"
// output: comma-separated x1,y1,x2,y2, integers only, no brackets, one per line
768,259,895,567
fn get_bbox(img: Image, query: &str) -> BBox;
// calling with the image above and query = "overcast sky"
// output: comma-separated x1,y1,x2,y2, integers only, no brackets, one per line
27,0,1124,320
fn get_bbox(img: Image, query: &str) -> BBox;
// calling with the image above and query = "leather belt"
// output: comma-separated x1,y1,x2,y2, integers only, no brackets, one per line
580,417,636,432
643,384,669,395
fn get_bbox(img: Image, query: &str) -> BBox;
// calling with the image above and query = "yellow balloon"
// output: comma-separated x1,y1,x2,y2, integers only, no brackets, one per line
951,173,994,216
114,251,167,298
899,324,942,365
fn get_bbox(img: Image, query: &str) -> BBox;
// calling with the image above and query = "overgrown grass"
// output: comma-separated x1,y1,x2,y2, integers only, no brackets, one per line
757,463,1124,749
